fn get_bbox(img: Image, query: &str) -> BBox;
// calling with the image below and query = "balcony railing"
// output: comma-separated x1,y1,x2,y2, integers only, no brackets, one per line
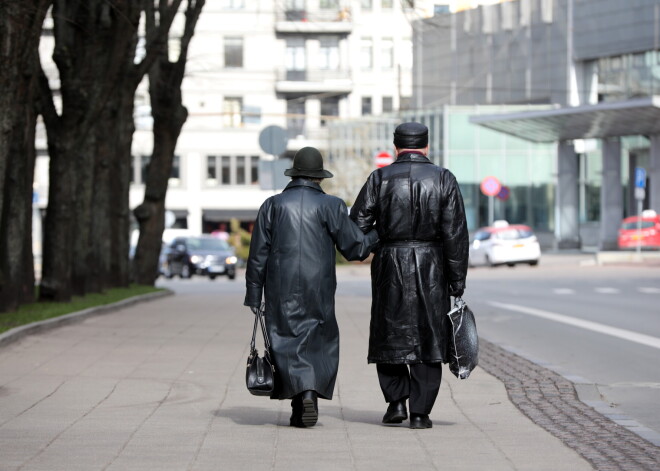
275,68,353,94
275,8,353,34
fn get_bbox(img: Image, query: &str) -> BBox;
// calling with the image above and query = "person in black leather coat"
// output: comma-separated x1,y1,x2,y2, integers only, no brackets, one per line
350,122,469,429
244,147,378,428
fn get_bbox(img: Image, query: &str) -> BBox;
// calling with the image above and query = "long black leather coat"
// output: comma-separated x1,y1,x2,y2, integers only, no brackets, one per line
245,179,378,399
350,152,469,364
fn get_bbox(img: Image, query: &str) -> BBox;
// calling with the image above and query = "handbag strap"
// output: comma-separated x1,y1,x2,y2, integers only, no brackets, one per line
250,304,272,352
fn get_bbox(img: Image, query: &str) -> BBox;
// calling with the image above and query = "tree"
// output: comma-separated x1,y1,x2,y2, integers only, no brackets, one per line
132,0,205,285
38,0,183,301
0,0,52,312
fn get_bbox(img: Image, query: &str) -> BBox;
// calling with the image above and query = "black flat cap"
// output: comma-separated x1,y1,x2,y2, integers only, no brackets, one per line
393,122,428,149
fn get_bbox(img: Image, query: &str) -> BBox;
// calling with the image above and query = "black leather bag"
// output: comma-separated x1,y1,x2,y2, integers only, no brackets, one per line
246,306,276,396
447,297,479,379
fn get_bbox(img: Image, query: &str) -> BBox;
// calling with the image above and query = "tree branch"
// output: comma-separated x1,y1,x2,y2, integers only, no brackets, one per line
134,0,185,83
37,62,60,133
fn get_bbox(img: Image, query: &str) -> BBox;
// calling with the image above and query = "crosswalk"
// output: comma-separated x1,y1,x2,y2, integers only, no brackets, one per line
552,286,660,295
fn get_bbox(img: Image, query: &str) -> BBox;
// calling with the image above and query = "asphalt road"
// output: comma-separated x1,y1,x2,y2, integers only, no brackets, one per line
158,253,660,445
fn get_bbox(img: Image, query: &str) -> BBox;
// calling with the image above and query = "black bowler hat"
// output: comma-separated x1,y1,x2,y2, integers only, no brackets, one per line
284,147,334,179
393,122,429,149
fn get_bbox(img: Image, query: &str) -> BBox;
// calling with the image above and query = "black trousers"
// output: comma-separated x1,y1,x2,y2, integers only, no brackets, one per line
376,363,443,415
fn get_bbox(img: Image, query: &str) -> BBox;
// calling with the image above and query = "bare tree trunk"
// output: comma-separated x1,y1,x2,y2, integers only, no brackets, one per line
0,0,50,311
39,0,182,300
133,0,205,286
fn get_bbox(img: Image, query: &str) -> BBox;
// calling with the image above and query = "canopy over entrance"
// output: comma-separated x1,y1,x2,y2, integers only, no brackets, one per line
469,96,660,143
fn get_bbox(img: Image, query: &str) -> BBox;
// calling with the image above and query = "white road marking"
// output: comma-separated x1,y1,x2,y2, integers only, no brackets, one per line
488,301,660,350
594,287,620,294
638,287,660,294
553,288,575,295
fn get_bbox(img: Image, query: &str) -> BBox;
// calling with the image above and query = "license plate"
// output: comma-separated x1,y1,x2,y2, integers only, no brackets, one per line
208,265,225,273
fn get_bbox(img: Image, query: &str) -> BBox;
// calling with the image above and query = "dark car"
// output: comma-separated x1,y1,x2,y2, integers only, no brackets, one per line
165,235,237,280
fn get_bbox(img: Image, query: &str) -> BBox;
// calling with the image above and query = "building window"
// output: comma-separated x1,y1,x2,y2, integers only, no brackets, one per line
382,96,393,113
362,96,372,115
320,0,339,8
382,0,393,8
381,38,394,69
223,96,243,127
207,155,260,186
251,156,259,184
224,36,243,68
320,96,340,126
221,156,231,184
361,38,373,70
319,36,339,70
286,38,306,80
287,99,305,138
131,155,180,185
361,0,372,10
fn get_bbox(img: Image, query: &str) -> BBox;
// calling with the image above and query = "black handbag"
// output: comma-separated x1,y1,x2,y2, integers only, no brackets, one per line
246,306,276,396
447,297,479,379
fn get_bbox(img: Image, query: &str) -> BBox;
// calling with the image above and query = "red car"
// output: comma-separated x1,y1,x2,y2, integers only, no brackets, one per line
617,210,660,250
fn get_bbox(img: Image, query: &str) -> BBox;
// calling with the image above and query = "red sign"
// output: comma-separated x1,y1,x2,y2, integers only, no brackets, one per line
480,176,502,196
375,151,394,168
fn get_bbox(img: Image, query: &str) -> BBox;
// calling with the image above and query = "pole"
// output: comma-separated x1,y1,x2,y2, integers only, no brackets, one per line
488,195,494,225
636,199,643,255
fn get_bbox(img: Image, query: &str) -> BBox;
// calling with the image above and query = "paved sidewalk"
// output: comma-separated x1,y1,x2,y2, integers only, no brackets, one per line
0,283,603,471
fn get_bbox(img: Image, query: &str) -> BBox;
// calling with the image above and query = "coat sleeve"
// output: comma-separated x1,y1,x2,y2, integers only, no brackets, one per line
349,171,378,233
328,199,378,262
440,171,469,297
244,199,273,307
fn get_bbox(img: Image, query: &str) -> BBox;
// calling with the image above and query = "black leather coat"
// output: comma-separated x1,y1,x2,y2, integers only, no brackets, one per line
245,179,378,399
350,152,469,364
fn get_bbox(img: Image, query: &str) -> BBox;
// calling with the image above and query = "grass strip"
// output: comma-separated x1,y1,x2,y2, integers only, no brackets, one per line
0,285,163,334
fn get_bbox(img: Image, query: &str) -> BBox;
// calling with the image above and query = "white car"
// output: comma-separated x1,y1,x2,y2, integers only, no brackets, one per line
469,220,541,267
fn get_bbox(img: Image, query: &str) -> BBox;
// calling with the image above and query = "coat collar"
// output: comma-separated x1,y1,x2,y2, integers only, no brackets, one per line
394,152,432,164
283,178,326,193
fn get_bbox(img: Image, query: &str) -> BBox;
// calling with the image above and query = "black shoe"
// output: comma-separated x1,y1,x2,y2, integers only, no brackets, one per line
289,396,303,427
382,399,408,424
409,413,433,429
295,390,317,428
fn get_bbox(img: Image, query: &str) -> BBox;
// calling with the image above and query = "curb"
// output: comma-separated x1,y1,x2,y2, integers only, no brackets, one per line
0,289,174,349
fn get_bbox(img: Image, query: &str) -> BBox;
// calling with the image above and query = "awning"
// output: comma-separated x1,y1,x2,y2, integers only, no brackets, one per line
469,96,660,143
203,209,259,222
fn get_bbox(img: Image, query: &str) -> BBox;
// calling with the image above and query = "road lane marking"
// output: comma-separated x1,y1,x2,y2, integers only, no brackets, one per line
638,287,660,294
488,301,660,350
553,288,575,295
594,287,620,294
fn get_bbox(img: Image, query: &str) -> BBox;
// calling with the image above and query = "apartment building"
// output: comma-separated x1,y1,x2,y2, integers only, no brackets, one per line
125,0,431,234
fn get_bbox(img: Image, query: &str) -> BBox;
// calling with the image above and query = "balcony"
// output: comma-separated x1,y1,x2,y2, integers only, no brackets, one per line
275,68,352,94
275,8,353,34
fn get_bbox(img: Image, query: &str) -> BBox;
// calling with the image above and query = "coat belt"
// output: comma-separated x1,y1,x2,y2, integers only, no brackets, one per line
381,240,442,248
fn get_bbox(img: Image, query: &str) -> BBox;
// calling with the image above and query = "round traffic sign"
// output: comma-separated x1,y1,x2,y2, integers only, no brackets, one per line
480,176,502,197
258,125,287,155
374,151,394,168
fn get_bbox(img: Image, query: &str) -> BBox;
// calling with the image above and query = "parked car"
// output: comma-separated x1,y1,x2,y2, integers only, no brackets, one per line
165,235,238,280
469,220,541,267
617,210,660,250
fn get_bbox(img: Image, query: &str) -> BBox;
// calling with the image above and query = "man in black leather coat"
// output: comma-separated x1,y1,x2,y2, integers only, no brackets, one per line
244,147,378,428
350,122,469,429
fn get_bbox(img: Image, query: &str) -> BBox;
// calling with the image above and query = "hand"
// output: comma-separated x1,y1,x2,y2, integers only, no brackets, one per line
250,306,259,315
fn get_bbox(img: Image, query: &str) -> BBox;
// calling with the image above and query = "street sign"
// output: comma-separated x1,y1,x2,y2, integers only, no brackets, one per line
635,167,646,189
635,187,646,201
258,125,287,156
374,151,394,168
496,185,510,201
480,176,501,197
